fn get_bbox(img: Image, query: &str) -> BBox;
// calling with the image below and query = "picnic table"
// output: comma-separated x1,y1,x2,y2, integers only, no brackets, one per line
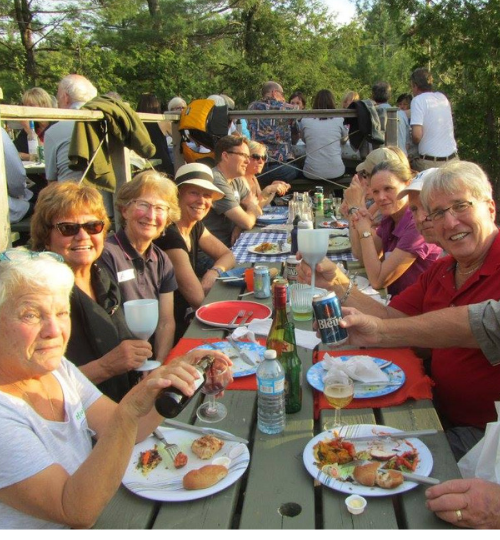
94,260,461,530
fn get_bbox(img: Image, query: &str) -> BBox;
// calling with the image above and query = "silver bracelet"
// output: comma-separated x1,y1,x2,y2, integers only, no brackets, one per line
340,279,353,304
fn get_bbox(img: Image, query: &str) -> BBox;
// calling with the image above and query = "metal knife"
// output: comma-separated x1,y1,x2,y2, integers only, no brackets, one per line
227,337,256,366
354,381,401,388
401,471,440,486
162,419,249,444
346,429,438,442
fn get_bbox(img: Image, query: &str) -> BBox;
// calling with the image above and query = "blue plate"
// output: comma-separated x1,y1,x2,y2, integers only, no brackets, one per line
220,267,245,287
306,357,405,399
196,341,265,377
256,214,288,225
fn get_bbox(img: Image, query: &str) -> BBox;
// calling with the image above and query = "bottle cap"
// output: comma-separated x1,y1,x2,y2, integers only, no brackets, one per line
264,350,277,359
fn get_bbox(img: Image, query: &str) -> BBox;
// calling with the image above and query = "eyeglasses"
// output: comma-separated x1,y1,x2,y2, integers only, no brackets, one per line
52,221,105,237
130,200,169,215
0,249,64,262
358,171,370,179
427,201,474,222
226,151,250,161
250,154,267,162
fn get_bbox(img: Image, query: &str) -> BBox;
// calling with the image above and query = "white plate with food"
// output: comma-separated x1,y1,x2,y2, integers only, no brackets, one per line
327,236,351,254
196,341,265,377
248,242,291,255
256,214,288,224
303,424,433,497
123,428,250,502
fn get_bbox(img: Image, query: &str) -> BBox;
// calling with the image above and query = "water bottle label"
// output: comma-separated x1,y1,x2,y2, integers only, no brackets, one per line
257,376,285,394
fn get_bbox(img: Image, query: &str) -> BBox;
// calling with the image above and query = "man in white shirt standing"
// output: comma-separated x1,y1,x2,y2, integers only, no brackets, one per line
410,68,459,172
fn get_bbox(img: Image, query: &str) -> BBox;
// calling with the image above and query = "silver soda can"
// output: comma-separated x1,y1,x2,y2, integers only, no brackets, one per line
312,291,348,346
254,266,271,298
285,256,300,283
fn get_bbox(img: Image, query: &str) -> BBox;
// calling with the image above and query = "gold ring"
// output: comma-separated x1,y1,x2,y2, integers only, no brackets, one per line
456,509,463,522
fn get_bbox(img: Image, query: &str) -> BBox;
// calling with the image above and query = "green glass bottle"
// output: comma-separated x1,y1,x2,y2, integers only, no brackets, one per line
281,321,302,413
266,283,290,356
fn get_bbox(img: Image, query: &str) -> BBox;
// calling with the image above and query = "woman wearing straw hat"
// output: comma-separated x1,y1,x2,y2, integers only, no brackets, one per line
155,163,236,342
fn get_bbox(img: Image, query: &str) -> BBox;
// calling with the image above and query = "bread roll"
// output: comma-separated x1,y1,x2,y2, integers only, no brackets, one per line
183,464,228,490
375,469,404,489
353,462,380,487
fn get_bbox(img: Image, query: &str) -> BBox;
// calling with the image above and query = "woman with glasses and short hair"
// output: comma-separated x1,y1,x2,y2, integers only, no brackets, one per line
99,171,180,363
298,161,500,459
30,182,153,401
243,140,291,208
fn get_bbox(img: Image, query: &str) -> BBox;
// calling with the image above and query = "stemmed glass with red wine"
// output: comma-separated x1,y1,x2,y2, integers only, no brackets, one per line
196,359,230,423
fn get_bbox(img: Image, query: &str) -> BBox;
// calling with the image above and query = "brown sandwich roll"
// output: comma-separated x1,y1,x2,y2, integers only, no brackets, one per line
353,462,380,487
375,469,404,489
182,465,228,490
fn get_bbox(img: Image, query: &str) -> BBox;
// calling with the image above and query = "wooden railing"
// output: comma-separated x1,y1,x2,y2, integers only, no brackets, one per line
0,103,398,250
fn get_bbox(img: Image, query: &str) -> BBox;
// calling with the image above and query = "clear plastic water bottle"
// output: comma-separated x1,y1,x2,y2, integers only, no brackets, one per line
257,349,286,434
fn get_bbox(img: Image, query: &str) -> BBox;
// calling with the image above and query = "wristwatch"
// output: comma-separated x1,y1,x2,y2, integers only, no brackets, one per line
360,231,372,239
348,206,359,215
209,266,224,277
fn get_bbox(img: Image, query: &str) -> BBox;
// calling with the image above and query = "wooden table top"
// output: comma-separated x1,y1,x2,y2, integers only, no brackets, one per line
94,259,460,530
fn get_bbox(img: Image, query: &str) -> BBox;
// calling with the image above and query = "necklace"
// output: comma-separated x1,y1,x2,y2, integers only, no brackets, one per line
455,262,482,275
11,380,57,421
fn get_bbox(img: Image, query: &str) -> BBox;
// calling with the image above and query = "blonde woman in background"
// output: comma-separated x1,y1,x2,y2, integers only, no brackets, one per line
243,140,291,208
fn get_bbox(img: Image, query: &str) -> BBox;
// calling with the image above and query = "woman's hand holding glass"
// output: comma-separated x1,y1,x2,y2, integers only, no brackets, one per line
99,340,153,376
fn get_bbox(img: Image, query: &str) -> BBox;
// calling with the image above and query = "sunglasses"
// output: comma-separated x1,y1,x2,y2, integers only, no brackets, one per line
250,154,267,161
52,221,105,237
226,151,250,160
358,171,370,179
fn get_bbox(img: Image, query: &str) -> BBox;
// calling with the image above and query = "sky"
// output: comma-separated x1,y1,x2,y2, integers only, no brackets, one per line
321,0,357,25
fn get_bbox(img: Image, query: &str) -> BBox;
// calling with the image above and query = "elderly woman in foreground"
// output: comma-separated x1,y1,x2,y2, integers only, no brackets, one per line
100,171,179,361
298,161,500,461
30,182,150,402
0,253,223,528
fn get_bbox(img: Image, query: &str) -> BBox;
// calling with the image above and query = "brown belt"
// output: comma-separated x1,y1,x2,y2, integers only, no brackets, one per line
419,152,458,161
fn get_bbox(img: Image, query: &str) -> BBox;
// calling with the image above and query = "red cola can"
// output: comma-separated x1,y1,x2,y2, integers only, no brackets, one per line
312,291,348,346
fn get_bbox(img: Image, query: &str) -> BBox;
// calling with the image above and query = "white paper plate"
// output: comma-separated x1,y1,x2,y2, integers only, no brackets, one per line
303,424,433,497
123,427,250,501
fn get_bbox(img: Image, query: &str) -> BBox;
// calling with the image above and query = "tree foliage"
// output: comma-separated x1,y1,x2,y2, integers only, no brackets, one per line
0,0,498,192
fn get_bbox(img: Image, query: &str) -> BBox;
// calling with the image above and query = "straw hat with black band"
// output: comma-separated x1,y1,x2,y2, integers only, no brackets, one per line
174,163,225,201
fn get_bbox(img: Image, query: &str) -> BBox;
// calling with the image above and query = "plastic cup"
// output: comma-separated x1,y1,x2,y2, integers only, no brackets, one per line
290,283,314,321
244,268,254,292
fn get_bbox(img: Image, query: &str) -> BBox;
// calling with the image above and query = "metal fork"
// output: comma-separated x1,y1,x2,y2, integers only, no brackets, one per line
153,429,181,464
229,309,245,326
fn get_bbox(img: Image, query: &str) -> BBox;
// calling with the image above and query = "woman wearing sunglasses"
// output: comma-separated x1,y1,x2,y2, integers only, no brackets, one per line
30,182,152,401
243,140,291,208
99,171,179,363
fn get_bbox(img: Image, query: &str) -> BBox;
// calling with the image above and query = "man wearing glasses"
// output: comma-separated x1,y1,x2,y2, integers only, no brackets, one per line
201,135,262,252
248,81,299,187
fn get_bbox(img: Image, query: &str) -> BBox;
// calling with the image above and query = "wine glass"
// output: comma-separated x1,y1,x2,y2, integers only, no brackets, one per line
297,229,330,293
323,373,354,431
196,359,230,423
123,298,161,371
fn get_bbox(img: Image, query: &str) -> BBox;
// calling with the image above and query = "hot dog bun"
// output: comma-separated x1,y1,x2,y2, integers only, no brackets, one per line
182,464,228,490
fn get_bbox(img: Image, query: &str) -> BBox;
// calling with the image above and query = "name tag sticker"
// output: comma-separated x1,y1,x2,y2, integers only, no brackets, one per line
117,268,135,282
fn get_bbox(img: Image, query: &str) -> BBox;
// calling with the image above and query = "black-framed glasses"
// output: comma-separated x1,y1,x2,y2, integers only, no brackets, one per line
427,201,474,222
52,220,105,237
0,249,64,262
226,151,250,161
130,199,169,215
250,153,267,162
358,170,370,179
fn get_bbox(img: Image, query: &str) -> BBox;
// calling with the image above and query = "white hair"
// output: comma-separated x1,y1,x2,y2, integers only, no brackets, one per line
0,257,74,310
59,74,98,104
